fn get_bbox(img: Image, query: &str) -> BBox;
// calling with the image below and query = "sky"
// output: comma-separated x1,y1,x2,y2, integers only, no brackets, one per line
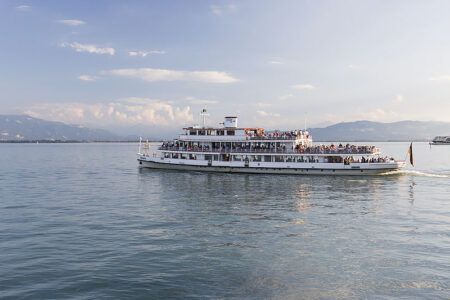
1,0,450,136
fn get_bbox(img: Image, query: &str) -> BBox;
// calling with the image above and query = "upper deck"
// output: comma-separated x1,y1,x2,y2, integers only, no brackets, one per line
179,127,308,142
180,115,311,142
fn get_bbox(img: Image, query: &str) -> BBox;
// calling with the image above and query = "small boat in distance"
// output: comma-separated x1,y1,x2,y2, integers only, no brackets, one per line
430,136,450,145
138,113,405,175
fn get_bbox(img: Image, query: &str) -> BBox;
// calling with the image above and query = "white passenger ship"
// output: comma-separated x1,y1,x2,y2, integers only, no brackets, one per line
430,136,450,145
138,114,405,175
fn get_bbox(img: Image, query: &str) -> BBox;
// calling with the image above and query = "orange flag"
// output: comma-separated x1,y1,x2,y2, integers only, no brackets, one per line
408,143,414,167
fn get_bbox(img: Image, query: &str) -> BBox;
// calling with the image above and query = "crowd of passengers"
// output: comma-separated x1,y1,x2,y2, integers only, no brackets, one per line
343,156,393,164
160,142,377,154
246,130,308,138
295,143,376,154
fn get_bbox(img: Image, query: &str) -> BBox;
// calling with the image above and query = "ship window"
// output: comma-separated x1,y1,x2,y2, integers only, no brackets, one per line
264,156,272,162
213,155,219,161
205,154,212,160
189,130,197,135
164,152,170,158
233,155,242,161
189,154,196,160
221,154,230,161
181,153,188,159
172,153,179,159
274,156,284,162
253,155,261,162
327,156,342,163
286,156,294,162
226,130,235,136
199,130,206,135
217,130,225,136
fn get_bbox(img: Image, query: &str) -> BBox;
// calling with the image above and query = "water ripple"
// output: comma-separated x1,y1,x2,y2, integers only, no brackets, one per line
0,142,449,299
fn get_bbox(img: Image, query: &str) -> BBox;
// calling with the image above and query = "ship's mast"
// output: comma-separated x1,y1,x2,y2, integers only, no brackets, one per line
200,108,209,128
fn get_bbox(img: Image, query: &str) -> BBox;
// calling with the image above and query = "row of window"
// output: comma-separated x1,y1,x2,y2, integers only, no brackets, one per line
162,152,338,163
188,130,235,136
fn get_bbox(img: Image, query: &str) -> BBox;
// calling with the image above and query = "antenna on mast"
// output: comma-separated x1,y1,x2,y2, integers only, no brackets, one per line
200,108,209,128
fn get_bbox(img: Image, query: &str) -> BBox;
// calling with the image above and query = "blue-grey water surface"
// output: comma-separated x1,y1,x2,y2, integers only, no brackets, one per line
0,142,449,299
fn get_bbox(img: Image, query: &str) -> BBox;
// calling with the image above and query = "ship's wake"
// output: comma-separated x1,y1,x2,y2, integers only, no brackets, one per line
380,169,450,178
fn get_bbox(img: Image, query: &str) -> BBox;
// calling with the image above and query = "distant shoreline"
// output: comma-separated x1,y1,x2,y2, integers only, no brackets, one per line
0,139,430,143
0,140,146,143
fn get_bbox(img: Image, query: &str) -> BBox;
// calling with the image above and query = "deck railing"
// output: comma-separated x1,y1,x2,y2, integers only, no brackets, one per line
158,146,379,155
180,135,303,141
247,136,302,140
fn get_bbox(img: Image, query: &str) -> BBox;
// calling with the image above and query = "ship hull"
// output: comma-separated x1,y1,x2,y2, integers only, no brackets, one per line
138,158,404,176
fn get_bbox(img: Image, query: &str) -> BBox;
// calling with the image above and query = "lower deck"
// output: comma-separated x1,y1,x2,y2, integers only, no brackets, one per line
138,155,405,175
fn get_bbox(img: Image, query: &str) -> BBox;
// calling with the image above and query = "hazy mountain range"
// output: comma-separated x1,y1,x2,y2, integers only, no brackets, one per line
0,115,126,141
1,115,448,142
308,120,450,142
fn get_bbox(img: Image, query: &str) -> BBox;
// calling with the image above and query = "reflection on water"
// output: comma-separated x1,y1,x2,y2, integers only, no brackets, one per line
138,169,408,216
409,178,416,205
136,167,450,298
294,183,312,213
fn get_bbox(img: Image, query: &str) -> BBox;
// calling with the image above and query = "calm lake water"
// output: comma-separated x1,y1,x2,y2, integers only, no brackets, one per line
0,142,449,299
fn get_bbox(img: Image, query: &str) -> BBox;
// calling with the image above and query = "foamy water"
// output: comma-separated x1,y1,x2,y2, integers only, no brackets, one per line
382,169,450,178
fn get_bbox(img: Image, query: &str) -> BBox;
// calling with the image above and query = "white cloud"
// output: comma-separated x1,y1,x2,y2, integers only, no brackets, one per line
255,103,272,107
257,110,280,117
16,5,31,11
57,19,86,26
307,108,406,125
107,68,238,83
24,98,194,127
60,42,115,55
78,75,99,81
348,64,362,70
184,97,218,104
393,94,404,104
128,50,166,57
290,84,315,90
278,93,294,100
268,60,284,65
352,108,402,122
211,6,221,15
429,75,450,82
211,4,236,15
